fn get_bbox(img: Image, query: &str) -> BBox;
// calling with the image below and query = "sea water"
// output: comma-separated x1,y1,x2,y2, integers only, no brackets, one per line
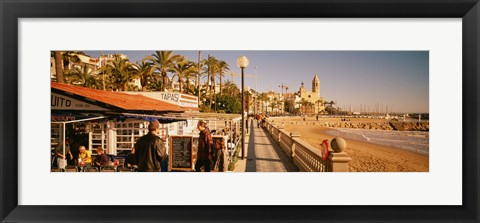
326,128,429,155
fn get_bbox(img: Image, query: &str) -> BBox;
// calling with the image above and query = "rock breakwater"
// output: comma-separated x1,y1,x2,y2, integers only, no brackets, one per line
286,121,429,131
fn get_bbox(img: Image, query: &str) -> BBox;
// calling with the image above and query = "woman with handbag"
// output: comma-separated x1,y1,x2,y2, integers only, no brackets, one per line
212,139,227,172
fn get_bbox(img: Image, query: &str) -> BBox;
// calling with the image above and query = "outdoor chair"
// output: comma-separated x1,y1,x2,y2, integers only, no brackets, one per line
64,166,78,172
107,154,115,162
113,157,125,167
85,167,99,172
51,168,62,172
117,166,133,172
100,166,116,172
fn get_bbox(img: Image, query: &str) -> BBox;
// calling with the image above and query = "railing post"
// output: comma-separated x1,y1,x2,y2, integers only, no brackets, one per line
290,132,301,158
278,125,284,142
328,137,352,172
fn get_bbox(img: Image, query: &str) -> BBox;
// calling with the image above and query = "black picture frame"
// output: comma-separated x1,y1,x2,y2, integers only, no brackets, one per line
1,0,478,222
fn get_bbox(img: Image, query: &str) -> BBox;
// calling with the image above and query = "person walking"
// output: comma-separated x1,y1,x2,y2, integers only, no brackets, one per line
195,120,213,172
134,120,168,172
212,139,227,172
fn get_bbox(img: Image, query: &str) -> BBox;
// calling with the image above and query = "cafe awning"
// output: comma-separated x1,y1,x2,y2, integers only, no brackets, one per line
51,82,188,113
51,113,107,124
121,111,242,122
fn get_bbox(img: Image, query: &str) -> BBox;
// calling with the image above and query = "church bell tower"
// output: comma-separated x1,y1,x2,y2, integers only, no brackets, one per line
312,74,320,95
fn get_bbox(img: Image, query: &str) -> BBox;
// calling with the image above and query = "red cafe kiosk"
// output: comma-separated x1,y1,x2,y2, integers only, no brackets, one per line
50,82,195,161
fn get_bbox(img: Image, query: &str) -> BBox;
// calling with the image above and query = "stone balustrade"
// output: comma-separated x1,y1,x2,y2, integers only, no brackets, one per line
264,121,352,172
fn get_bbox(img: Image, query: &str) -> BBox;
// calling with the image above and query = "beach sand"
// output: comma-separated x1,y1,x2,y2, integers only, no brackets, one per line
271,117,429,172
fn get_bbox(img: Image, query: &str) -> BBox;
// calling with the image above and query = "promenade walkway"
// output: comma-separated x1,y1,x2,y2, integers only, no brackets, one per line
234,119,299,172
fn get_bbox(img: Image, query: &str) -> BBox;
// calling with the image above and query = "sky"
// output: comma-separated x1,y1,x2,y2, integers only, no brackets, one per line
84,50,429,113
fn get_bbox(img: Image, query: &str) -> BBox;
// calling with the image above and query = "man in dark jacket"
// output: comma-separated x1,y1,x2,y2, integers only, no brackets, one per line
134,120,168,172
195,120,213,172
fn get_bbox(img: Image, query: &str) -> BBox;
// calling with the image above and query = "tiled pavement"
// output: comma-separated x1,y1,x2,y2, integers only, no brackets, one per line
234,120,299,172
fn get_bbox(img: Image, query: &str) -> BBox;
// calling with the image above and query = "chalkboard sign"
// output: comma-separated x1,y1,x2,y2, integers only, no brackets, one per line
169,136,194,171
192,137,199,159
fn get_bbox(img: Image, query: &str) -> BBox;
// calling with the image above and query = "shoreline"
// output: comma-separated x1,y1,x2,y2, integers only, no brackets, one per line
271,117,429,172
324,128,429,155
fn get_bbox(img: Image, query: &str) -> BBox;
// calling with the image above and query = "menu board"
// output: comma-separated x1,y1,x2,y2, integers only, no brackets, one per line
169,136,193,171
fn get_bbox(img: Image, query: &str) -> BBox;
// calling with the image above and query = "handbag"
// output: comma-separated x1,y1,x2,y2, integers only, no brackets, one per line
57,158,67,169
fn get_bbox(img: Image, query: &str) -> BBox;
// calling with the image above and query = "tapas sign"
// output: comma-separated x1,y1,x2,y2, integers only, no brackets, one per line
320,140,329,161
169,136,194,171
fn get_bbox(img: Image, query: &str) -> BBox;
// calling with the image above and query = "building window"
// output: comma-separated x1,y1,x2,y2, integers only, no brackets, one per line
115,120,149,156
89,123,108,155
51,123,62,148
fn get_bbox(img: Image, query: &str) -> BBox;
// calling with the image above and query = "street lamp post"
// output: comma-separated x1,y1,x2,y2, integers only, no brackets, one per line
253,94,257,115
245,86,251,134
237,56,249,160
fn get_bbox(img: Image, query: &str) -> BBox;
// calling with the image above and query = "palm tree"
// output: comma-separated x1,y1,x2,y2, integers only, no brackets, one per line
98,61,112,90
61,51,86,70
204,55,219,107
135,61,156,91
315,99,323,114
183,66,199,94
51,51,86,83
53,51,64,83
222,80,239,97
103,54,138,91
170,58,195,93
270,97,278,113
145,51,182,91
299,98,308,114
216,60,229,96
257,93,268,113
147,75,164,91
64,65,101,89
196,51,202,103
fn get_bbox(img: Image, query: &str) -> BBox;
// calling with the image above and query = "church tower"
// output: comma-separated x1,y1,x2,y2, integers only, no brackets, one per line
312,74,320,95
300,81,305,92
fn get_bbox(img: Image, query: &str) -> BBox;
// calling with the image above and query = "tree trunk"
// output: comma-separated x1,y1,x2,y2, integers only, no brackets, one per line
219,72,222,97
179,77,183,93
54,51,64,83
209,71,213,107
197,51,201,104
213,75,217,111
161,73,167,91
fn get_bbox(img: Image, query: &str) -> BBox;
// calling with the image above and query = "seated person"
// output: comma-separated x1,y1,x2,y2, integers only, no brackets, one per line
126,147,137,169
94,147,109,167
78,146,92,166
